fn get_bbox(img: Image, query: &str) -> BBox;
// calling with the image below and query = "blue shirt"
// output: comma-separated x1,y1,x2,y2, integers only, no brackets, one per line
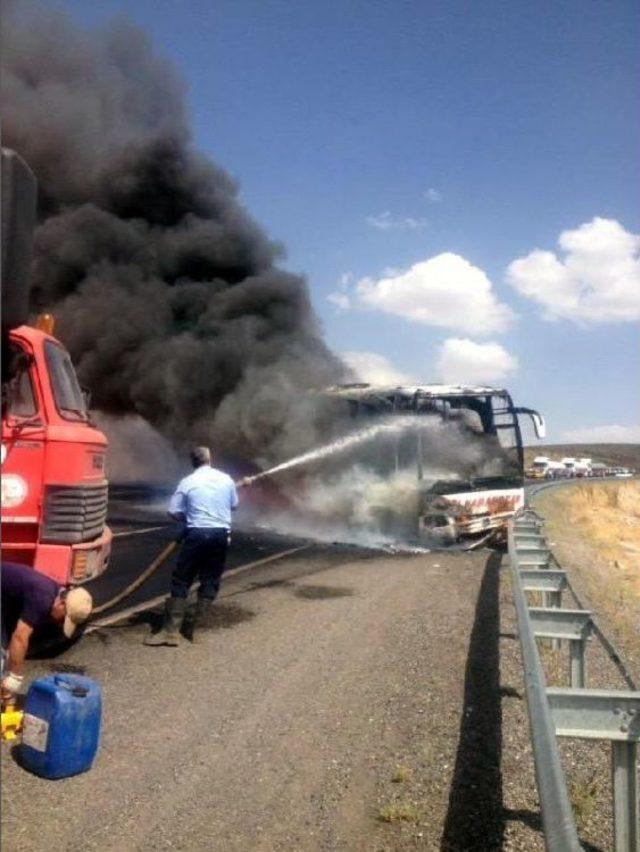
169,466,239,530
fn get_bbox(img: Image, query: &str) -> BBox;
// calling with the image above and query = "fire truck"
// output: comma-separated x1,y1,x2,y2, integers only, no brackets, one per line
1,148,112,585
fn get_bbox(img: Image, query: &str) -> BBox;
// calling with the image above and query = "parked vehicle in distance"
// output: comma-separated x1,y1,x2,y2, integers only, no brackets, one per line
543,461,569,479
527,457,635,482
527,456,550,479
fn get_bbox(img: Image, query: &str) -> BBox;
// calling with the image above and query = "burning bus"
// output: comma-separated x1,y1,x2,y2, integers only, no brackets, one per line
321,383,545,544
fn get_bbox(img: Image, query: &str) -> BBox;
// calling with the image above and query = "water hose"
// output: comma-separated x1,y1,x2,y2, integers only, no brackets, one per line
90,539,178,616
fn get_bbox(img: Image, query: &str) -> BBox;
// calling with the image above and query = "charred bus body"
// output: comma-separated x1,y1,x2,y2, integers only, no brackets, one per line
322,384,545,544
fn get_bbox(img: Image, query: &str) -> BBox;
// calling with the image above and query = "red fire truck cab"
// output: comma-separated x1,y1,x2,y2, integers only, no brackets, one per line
1,324,112,585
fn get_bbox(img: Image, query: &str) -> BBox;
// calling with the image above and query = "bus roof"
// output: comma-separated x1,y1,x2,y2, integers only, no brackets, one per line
322,383,508,402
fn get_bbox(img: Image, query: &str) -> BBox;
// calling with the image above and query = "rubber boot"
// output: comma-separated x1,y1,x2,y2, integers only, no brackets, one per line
181,600,197,642
144,597,186,646
182,597,215,643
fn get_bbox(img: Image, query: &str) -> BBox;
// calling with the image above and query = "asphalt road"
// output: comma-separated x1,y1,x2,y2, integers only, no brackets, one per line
83,478,630,619
84,485,316,615
524,473,637,501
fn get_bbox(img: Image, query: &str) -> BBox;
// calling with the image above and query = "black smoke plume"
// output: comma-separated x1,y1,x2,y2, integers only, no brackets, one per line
2,1,344,468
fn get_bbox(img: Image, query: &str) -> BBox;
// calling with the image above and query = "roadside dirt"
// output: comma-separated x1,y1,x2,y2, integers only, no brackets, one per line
533,479,640,679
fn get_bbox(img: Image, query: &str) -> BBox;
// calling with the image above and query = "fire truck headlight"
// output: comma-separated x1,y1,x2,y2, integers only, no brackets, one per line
1,474,28,508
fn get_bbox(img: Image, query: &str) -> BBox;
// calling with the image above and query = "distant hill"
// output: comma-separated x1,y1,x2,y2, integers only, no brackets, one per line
524,443,640,471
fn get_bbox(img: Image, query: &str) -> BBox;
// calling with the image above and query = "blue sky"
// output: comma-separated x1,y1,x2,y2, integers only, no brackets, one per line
55,0,639,443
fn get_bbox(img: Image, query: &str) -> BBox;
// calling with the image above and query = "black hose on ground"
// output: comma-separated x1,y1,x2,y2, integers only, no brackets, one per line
90,540,178,617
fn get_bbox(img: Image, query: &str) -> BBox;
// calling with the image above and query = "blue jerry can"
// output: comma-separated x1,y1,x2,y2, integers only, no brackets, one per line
20,674,102,779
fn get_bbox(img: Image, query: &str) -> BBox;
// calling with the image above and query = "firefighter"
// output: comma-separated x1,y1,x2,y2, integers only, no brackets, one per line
1,562,93,704
145,446,239,646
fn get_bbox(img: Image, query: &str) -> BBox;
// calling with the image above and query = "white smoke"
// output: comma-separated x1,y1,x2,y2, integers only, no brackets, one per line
251,467,423,549
240,413,520,548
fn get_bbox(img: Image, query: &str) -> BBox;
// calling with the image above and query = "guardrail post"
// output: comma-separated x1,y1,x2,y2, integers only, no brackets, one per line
548,590,562,608
612,741,639,852
569,638,586,688
548,590,562,651
547,688,640,851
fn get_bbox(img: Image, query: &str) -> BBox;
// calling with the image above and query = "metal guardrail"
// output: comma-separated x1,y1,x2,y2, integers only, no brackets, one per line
508,509,640,852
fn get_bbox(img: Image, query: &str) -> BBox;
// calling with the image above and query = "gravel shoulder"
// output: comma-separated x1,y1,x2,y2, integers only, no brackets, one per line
3,537,608,851
0,546,508,851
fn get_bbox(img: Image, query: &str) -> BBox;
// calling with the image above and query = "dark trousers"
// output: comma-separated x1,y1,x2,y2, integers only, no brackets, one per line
170,528,229,600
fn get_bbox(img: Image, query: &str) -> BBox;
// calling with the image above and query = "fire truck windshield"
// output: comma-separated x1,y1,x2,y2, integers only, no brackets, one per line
44,340,88,421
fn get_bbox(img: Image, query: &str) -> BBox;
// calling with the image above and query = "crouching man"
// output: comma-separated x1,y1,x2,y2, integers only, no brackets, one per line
145,446,239,646
1,562,93,705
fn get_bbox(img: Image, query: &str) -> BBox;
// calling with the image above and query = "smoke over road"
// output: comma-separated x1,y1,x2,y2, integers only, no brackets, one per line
240,415,520,547
2,1,344,468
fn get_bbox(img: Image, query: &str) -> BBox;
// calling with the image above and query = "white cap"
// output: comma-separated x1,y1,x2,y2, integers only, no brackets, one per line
63,587,93,638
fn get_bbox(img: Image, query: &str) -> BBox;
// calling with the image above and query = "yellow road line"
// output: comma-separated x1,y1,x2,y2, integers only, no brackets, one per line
86,544,311,632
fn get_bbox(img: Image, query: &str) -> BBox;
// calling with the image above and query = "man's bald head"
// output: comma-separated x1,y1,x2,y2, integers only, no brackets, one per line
190,446,211,468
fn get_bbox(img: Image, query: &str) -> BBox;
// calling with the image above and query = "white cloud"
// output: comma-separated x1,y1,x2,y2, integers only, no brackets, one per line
561,424,640,444
366,211,428,231
342,351,416,385
328,272,355,310
436,338,518,385
355,252,515,335
328,291,351,310
424,188,442,203
381,265,402,277
507,217,640,323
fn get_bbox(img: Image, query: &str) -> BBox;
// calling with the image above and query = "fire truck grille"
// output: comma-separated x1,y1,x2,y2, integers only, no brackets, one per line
42,483,108,544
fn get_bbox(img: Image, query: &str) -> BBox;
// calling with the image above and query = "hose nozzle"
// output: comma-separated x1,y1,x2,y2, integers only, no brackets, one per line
236,475,259,488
